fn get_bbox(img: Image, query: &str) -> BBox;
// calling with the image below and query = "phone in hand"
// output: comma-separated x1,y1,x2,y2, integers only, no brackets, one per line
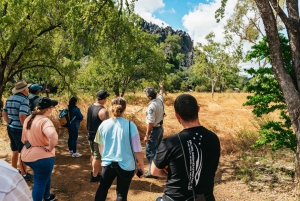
136,169,143,178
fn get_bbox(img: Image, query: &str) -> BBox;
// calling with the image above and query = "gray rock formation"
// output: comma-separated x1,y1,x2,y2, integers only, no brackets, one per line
141,20,194,68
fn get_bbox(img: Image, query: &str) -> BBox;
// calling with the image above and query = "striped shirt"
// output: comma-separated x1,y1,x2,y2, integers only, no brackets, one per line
2,93,30,129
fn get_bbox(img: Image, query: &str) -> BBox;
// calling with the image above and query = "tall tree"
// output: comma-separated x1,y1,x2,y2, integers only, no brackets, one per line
191,32,241,97
0,0,135,110
218,0,300,188
78,6,166,96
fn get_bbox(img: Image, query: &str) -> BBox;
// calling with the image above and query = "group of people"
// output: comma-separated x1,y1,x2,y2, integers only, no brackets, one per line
1,80,221,201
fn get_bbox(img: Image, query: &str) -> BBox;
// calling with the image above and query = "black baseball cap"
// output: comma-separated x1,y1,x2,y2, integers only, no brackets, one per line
38,97,58,109
96,90,110,100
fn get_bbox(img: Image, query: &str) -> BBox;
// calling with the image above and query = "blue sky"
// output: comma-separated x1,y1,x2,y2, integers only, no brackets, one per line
134,0,254,71
134,0,239,44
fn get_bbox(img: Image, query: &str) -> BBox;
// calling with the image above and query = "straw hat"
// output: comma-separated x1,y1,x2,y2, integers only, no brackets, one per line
12,80,31,94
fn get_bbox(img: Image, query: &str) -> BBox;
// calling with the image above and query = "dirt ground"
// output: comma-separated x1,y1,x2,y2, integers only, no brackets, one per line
0,92,298,201
0,130,296,201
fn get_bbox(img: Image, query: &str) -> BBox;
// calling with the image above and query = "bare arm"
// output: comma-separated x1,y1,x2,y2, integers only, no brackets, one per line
144,123,154,142
19,114,27,125
98,108,109,121
134,152,145,176
43,127,58,152
159,81,164,95
151,161,167,177
2,112,8,124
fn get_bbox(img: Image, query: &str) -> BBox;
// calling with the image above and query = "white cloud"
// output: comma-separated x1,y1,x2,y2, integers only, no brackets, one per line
134,0,169,27
182,0,237,45
134,0,165,13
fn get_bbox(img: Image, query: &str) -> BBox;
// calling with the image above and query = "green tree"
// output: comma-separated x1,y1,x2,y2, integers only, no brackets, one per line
218,0,300,186
160,34,183,71
0,0,136,110
78,7,166,96
191,32,241,97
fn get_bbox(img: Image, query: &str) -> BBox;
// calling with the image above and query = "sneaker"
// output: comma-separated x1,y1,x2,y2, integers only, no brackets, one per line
68,150,73,155
44,194,56,201
144,172,158,179
90,172,102,182
72,152,82,157
23,172,34,182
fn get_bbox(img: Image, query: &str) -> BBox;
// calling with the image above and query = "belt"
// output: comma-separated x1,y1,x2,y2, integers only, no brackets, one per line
153,125,162,128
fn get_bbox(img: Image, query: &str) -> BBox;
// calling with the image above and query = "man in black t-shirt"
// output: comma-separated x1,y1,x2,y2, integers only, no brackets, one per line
151,94,220,201
86,90,109,182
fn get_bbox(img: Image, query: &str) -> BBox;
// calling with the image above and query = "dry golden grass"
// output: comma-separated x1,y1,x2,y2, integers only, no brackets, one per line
43,92,261,155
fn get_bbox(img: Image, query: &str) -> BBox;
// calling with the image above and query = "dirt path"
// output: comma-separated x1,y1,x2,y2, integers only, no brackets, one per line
1,131,297,201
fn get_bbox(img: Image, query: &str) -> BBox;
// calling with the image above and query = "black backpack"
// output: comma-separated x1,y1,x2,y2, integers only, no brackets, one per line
29,96,41,111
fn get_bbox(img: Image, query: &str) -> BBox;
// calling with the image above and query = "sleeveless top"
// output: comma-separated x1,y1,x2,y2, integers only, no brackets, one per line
87,104,104,140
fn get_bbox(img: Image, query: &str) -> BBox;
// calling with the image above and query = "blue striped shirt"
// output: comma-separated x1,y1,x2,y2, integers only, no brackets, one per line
2,93,30,129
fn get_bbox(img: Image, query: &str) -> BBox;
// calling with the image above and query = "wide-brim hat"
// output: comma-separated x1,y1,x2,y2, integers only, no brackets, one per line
12,80,31,94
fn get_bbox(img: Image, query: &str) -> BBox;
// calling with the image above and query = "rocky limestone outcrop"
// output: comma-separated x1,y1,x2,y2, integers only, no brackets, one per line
141,20,194,68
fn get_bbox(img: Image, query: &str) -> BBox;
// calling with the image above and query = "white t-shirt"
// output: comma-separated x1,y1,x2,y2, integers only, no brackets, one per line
0,159,32,201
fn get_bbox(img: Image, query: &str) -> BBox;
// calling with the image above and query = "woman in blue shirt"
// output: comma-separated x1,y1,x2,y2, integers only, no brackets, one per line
67,97,83,157
94,97,144,201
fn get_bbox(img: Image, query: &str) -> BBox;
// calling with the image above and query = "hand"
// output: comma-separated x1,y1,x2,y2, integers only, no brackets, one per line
144,135,149,143
44,145,52,152
136,166,145,178
159,81,164,88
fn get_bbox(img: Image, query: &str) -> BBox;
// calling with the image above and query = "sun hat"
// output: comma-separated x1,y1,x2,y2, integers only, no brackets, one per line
12,80,31,94
96,90,110,100
38,97,58,109
30,84,43,91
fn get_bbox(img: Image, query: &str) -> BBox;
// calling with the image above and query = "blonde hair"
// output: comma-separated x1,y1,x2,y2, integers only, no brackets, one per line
111,97,126,118
26,107,48,130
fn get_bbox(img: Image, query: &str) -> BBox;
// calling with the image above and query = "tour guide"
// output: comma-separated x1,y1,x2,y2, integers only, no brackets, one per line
144,82,165,178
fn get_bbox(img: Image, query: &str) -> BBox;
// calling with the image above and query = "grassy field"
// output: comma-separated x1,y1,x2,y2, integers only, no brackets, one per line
0,92,297,200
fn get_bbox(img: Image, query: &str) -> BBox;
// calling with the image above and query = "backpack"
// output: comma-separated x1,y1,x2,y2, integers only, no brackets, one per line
29,95,41,111
58,108,71,127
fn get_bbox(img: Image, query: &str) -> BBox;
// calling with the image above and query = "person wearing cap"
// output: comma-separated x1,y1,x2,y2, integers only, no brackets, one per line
28,84,43,112
2,80,33,181
143,82,165,178
87,90,110,182
67,97,84,157
21,97,59,201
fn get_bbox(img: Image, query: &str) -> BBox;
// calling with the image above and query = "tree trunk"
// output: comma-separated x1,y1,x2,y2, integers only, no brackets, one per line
254,0,300,190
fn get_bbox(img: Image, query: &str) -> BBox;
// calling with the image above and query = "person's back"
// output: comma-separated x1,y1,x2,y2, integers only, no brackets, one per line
28,84,43,112
86,90,110,182
154,127,220,200
0,159,32,201
152,94,220,201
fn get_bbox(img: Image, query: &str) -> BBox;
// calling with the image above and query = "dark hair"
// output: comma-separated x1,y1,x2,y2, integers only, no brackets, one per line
68,97,77,108
111,97,126,118
174,94,198,122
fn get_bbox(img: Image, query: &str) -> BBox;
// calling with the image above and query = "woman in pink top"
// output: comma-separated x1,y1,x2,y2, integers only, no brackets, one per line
21,97,58,201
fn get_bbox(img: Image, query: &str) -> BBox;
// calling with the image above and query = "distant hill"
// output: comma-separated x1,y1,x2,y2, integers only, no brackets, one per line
141,20,195,68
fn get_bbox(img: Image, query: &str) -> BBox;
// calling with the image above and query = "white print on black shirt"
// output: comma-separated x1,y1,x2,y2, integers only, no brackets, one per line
186,133,203,190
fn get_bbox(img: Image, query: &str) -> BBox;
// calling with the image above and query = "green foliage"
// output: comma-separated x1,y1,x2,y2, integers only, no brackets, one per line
191,32,241,95
244,34,296,152
76,6,167,96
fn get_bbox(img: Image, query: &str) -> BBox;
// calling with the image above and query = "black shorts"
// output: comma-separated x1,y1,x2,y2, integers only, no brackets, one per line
7,126,24,152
